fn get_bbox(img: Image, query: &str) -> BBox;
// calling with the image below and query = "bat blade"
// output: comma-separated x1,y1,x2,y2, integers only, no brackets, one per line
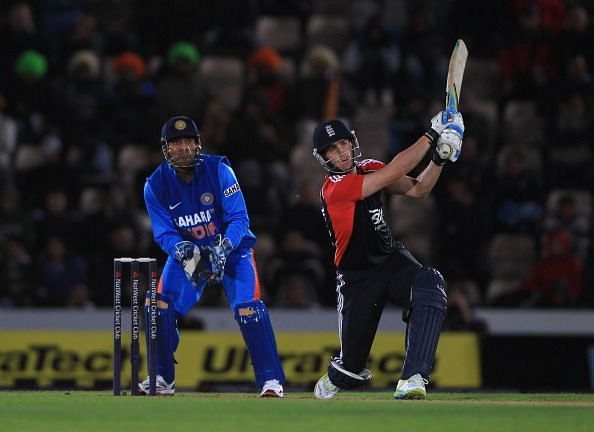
445,39,468,111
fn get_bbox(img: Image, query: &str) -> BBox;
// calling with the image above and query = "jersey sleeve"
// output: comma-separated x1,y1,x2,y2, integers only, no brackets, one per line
144,180,183,258
359,159,385,172
323,160,386,203
323,174,365,204
218,161,249,250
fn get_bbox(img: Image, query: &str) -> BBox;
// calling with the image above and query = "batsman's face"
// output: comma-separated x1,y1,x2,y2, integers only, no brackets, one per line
166,137,198,165
324,139,354,171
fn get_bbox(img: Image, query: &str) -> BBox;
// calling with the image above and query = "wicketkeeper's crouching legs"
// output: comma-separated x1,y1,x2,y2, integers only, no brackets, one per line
139,292,178,395
234,299,285,395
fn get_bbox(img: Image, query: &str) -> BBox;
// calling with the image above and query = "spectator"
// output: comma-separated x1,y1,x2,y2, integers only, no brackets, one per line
282,178,335,305
558,5,594,66
513,228,583,307
398,4,448,102
0,235,36,307
542,192,591,262
0,188,33,245
34,235,88,307
443,281,488,332
106,51,155,148
0,2,48,88
0,94,18,187
548,90,593,189
6,50,52,138
266,230,326,304
493,146,543,234
343,13,400,107
435,173,491,294
274,274,319,308
153,41,209,124
290,44,357,121
31,188,81,249
246,47,290,116
498,1,561,103
61,13,105,62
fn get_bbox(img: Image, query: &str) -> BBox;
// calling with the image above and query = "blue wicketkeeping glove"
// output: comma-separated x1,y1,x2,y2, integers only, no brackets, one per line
175,241,196,263
198,234,233,283
175,241,204,286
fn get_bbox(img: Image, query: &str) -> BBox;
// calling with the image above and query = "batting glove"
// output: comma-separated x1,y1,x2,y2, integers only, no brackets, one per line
425,110,464,143
432,125,464,165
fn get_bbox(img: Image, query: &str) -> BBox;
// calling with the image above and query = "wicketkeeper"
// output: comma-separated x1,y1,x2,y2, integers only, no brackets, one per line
141,115,285,397
311,111,464,399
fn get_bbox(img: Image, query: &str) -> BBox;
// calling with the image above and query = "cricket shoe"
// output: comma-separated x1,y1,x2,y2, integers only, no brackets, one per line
314,374,339,400
138,375,175,396
260,379,284,398
393,373,428,400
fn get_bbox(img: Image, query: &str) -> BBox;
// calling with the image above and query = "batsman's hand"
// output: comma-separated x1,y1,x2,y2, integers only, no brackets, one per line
432,124,464,165
430,110,464,135
198,234,233,284
175,240,203,283
425,110,463,144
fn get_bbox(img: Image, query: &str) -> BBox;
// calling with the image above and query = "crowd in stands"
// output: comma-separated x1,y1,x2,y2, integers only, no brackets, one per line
1,0,593,324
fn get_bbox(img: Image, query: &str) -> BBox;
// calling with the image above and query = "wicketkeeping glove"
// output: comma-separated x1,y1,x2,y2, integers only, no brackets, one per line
175,240,203,284
198,234,233,284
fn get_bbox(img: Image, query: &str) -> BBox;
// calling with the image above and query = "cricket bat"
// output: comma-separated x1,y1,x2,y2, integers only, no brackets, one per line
445,39,468,111
436,39,468,160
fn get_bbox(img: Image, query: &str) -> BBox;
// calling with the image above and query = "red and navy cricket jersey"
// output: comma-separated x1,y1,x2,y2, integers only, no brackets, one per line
321,159,396,271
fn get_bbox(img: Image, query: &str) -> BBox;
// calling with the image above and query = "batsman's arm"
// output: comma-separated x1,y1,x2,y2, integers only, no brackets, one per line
361,134,432,199
385,161,443,197
144,181,185,258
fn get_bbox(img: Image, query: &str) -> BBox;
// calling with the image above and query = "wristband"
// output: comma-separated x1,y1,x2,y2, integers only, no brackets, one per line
431,143,448,166
424,129,439,144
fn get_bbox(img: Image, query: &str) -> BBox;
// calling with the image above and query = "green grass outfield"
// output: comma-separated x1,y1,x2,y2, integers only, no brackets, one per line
1,391,593,432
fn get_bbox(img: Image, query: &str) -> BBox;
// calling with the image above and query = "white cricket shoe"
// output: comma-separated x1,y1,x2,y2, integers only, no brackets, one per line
260,379,284,398
138,375,175,396
393,373,428,400
314,374,339,399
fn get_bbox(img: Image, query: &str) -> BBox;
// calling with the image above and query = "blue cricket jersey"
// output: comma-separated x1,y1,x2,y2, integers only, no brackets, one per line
144,155,256,259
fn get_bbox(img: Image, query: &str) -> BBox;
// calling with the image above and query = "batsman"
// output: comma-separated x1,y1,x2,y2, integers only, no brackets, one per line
141,115,285,397
311,110,464,400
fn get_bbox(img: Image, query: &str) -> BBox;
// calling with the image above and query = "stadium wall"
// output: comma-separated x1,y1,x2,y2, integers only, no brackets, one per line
1,309,593,391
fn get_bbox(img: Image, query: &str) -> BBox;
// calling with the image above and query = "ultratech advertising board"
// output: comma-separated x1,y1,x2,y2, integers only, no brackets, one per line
2,331,481,389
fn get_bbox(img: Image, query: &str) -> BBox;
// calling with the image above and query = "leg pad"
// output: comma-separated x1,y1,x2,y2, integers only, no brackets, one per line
401,267,447,379
235,300,285,387
145,292,178,383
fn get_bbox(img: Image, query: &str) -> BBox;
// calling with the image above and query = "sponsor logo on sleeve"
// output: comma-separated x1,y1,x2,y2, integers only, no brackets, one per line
223,183,240,197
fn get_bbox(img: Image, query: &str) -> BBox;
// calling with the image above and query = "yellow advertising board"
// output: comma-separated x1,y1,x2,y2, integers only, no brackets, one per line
1,331,480,389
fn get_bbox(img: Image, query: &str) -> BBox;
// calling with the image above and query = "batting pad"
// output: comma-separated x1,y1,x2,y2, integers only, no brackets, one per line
145,292,179,384
234,300,285,387
401,267,447,380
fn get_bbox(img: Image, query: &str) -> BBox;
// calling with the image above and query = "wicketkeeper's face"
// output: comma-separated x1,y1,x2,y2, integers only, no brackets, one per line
166,137,199,166
323,139,355,171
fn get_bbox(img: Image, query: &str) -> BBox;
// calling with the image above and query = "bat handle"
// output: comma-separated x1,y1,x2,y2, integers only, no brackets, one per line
446,98,457,112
